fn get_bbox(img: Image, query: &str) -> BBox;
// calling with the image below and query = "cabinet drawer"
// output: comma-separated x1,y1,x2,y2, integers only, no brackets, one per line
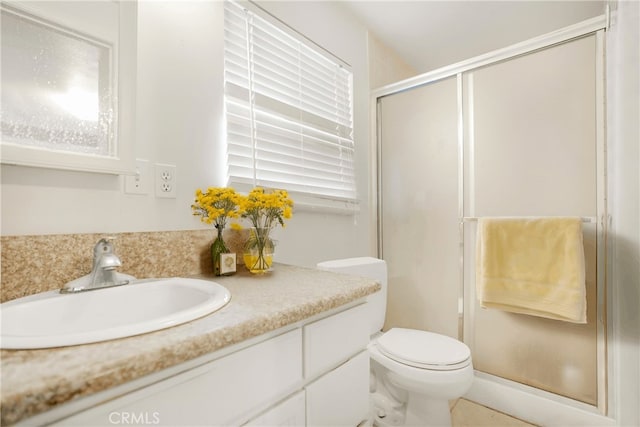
306,350,370,427
304,303,368,380
56,329,302,426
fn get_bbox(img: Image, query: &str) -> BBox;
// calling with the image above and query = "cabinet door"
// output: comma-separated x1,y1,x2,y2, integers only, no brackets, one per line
244,390,305,426
306,350,369,427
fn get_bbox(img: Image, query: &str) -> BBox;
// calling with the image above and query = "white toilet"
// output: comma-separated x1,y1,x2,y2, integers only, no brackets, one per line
317,257,473,427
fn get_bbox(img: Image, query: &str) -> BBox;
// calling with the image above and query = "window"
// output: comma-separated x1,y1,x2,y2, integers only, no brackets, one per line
0,1,136,174
223,1,357,210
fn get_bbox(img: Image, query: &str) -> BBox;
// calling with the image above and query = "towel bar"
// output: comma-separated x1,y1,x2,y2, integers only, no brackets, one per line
462,216,597,223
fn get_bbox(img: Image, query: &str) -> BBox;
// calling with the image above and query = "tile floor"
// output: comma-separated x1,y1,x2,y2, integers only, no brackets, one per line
450,399,538,427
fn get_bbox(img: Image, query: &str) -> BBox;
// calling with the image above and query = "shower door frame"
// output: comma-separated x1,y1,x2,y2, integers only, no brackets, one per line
372,15,610,416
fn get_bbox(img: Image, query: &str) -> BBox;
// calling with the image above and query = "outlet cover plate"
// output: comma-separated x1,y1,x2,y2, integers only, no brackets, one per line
155,163,177,198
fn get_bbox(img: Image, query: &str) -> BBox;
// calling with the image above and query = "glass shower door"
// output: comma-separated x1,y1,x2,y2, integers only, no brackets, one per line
378,76,461,339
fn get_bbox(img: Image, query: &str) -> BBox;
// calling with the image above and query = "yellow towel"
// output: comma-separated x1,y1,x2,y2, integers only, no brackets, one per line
476,217,586,323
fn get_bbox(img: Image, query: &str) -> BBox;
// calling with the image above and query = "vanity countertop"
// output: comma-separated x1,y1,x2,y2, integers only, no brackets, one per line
0,263,380,425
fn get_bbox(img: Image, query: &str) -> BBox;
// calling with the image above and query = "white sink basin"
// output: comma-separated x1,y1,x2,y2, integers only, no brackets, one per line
0,278,231,349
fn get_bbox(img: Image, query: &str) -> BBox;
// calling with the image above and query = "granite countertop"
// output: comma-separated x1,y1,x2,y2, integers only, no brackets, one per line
0,264,380,425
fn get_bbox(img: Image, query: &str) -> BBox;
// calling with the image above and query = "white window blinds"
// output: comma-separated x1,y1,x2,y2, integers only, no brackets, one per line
224,1,357,205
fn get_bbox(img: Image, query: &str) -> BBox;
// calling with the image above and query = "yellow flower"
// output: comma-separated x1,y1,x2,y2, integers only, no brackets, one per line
193,186,293,231
241,187,294,230
191,187,242,229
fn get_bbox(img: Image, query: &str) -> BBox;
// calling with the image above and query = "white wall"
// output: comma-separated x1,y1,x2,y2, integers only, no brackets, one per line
367,32,416,89
607,1,640,425
0,1,374,267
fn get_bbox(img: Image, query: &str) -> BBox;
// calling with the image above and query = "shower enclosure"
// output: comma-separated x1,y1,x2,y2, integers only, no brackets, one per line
375,16,608,420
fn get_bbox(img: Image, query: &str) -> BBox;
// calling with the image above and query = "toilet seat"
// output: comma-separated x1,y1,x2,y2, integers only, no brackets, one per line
376,328,471,371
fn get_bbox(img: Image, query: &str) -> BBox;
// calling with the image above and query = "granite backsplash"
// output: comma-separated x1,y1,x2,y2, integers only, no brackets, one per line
0,230,218,303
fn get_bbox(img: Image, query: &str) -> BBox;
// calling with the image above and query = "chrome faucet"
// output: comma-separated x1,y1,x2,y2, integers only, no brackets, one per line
61,238,131,293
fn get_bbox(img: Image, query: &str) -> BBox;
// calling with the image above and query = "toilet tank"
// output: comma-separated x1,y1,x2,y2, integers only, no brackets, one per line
317,257,387,336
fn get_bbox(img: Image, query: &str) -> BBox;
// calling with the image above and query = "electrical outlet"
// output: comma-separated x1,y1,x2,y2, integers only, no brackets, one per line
155,163,177,198
124,159,150,195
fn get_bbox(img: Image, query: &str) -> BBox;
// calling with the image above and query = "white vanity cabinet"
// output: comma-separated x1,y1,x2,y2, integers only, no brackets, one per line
50,302,370,427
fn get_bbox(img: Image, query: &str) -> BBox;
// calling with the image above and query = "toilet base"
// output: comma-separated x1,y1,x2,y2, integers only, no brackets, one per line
369,354,470,427
370,393,452,427
370,391,406,426
369,386,453,427
404,394,451,427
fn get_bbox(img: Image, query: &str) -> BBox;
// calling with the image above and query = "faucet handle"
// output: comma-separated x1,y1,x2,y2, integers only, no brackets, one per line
102,236,117,246
94,237,117,258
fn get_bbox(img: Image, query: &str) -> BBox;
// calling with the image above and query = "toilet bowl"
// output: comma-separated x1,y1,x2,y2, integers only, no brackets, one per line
317,257,474,427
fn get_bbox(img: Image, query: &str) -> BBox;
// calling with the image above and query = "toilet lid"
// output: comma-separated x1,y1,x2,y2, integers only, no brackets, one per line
376,328,471,371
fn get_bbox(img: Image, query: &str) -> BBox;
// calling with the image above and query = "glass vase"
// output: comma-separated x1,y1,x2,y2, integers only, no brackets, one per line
211,227,233,276
243,227,275,274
